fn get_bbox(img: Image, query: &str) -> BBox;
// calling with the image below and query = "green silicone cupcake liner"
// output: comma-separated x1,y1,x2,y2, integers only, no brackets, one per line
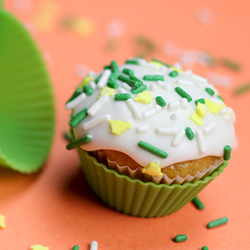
78,148,228,217
0,10,54,173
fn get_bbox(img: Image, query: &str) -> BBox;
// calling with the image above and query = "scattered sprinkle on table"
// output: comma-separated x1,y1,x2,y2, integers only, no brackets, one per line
234,82,250,95
201,246,209,250
73,245,79,250
174,234,188,242
192,196,204,210
207,216,228,228
0,214,6,229
30,244,49,250
90,241,98,250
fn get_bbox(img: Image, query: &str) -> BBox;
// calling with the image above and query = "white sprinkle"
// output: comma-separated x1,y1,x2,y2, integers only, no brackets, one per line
222,114,231,122
89,81,96,90
227,107,236,123
126,99,142,119
140,60,159,70
83,114,111,130
137,125,149,133
218,107,227,114
203,122,217,134
160,65,167,72
154,104,162,112
176,79,195,87
150,83,158,91
168,101,180,110
156,127,178,135
118,88,126,93
170,113,178,121
185,69,192,76
87,95,109,116
194,81,204,90
157,80,171,90
90,240,98,250
97,69,111,88
143,105,161,119
174,62,182,69
192,74,207,83
196,131,206,154
210,97,222,105
122,82,131,90
137,58,147,64
181,98,188,108
172,129,185,147
65,93,86,110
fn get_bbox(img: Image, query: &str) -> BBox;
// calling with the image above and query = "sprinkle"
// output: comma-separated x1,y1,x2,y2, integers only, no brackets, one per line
169,70,178,77
210,97,222,106
196,131,206,154
157,80,171,90
117,88,126,93
30,245,49,250
109,72,117,82
173,62,182,69
221,59,241,71
136,125,149,133
83,114,111,130
217,95,224,102
118,75,140,88
155,96,166,107
207,217,228,228
109,119,131,135
122,82,132,90
175,87,192,102
65,93,87,110
78,75,93,88
111,60,120,74
63,132,72,142
104,65,111,70
181,98,188,108
0,214,6,229
218,108,227,114
227,107,236,123
223,145,231,160
66,89,82,104
190,113,203,126
70,108,88,127
192,196,204,210
176,79,194,87
203,122,217,134
90,241,98,250
150,61,163,67
168,100,180,110
126,99,142,119
197,103,207,117
185,69,192,76
99,86,115,97
170,113,177,121
83,85,93,96
134,91,152,103
114,93,131,101
107,80,119,89
143,105,161,119
97,69,111,88
234,82,250,95
94,74,102,84
156,127,178,135
142,162,163,177
185,127,194,140
131,84,147,94
174,234,188,242
125,59,139,65
195,98,205,105
205,99,222,114
152,58,171,68
172,129,185,147
138,141,168,158
201,246,209,250
143,75,164,81
192,74,207,83
129,75,143,85
73,245,79,250
140,60,159,70
150,83,157,91
205,87,215,96
222,114,231,121
122,68,134,76
89,81,96,90
66,135,91,150
87,95,109,116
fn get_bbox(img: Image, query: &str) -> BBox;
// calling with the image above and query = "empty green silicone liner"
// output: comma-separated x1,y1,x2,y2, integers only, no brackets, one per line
78,148,228,217
0,10,54,173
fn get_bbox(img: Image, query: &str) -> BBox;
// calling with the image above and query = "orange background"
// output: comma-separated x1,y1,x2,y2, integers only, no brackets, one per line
1,0,250,249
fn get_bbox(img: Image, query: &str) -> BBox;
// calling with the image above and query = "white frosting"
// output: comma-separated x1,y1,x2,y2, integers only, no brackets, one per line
69,61,235,169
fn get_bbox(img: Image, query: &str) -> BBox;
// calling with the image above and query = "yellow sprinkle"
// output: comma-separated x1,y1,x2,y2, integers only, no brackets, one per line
0,214,6,229
205,99,222,114
197,103,207,117
109,120,131,135
150,61,163,67
99,86,115,98
142,162,163,177
30,244,49,250
169,66,184,73
78,75,93,89
71,18,94,36
134,91,152,103
190,113,203,126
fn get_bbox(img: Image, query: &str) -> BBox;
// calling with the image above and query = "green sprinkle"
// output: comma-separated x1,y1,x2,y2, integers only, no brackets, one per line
201,246,209,250
109,72,117,82
114,93,131,101
122,68,134,76
107,80,119,89
205,87,215,96
192,196,204,210
83,85,93,96
111,60,120,74
66,89,82,104
169,70,178,77
143,75,164,81
152,58,171,67
174,234,188,242
234,82,250,95
73,245,79,250
69,107,88,128
104,65,111,70
118,75,139,88
155,96,166,107
125,59,139,65
66,135,91,150
129,75,143,85
207,216,228,228
221,59,241,71
185,127,195,140
138,141,168,158
216,95,224,102
131,84,147,94
94,74,102,84
195,98,205,105
63,132,72,142
175,87,192,102
223,145,231,160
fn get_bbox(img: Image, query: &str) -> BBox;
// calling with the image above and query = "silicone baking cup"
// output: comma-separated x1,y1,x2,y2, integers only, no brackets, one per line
0,10,54,173
78,148,228,217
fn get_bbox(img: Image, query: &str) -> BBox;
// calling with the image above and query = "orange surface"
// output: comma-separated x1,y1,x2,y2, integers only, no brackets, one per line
1,0,250,249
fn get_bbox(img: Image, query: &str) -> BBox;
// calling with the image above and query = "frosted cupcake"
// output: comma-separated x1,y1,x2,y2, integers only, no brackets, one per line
66,58,235,217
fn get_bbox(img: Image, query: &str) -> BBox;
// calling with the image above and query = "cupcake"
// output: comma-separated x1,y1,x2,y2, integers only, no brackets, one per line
65,58,235,217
